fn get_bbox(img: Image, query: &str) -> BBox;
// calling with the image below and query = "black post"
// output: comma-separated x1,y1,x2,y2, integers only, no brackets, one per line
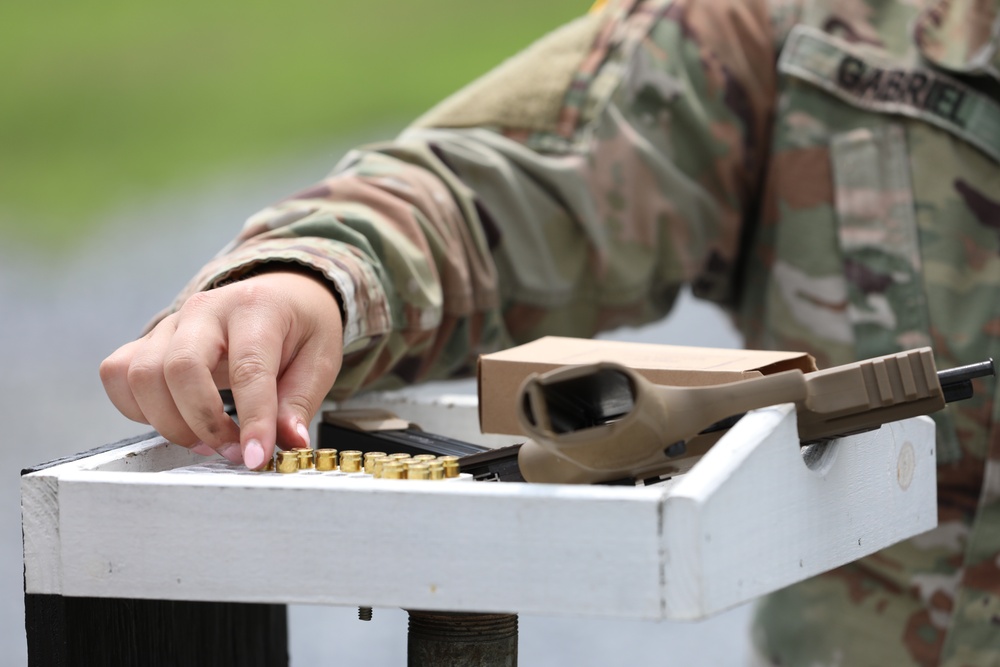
407,610,518,667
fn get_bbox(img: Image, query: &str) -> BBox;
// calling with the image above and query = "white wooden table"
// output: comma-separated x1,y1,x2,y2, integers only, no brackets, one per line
21,400,937,666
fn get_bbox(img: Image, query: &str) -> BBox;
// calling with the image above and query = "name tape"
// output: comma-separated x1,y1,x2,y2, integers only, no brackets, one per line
778,26,1000,164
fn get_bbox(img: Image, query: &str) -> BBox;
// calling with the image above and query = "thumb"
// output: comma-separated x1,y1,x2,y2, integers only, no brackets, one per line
274,334,343,450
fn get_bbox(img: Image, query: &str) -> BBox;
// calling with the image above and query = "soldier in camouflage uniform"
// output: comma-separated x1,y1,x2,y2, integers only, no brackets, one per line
101,0,1000,664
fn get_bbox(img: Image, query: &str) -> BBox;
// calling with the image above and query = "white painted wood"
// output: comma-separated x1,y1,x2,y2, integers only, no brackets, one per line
22,403,937,621
57,469,667,618
662,404,937,619
20,474,61,595
20,435,201,595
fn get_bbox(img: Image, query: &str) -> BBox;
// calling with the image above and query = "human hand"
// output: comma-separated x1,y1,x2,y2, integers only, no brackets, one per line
100,270,344,469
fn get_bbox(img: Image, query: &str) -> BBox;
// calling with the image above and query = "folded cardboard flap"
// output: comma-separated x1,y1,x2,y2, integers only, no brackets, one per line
323,408,413,433
477,336,816,436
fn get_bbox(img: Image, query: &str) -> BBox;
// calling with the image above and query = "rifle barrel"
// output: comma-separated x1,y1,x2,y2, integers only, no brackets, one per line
938,358,995,403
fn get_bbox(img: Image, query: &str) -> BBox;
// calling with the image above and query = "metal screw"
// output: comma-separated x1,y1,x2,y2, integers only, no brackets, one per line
358,606,373,621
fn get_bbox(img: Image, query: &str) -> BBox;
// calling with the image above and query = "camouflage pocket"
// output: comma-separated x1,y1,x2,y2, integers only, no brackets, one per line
829,125,932,357
829,124,961,463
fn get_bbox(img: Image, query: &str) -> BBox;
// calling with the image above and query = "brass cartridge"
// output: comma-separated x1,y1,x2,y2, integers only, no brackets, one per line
412,454,437,462
372,456,392,478
340,450,362,473
436,456,460,478
428,462,445,480
407,463,430,480
297,448,315,470
277,450,299,474
315,449,338,471
364,451,387,474
389,453,411,461
383,461,405,479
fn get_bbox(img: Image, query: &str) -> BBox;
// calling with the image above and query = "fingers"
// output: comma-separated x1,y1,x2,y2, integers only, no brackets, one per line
227,272,343,468
100,337,150,424
127,319,201,447
99,270,345,470
275,331,343,452
101,301,241,458
162,303,242,451
226,304,285,469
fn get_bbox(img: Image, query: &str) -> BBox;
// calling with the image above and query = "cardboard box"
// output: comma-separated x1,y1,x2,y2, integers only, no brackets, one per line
477,337,816,436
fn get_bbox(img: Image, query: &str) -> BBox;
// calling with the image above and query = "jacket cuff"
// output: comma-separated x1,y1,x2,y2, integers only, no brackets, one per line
149,236,391,350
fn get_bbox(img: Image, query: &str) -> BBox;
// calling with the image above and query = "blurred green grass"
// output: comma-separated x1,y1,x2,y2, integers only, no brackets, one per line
3,0,583,248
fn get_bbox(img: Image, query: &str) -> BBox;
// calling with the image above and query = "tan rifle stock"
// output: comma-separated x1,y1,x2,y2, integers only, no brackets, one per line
517,348,989,484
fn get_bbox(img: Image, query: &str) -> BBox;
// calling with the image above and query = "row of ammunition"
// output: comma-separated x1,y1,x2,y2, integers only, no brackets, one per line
261,449,462,480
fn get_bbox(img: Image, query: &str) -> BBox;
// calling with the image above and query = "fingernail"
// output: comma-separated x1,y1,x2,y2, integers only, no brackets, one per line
191,442,216,457
244,439,266,470
296,422,311,448
219,442,243,463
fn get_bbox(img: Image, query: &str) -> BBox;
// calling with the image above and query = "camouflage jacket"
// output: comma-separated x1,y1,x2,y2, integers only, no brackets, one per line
165,0,1000,664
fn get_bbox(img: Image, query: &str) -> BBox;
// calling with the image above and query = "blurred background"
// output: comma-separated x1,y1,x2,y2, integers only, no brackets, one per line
4,1,750,664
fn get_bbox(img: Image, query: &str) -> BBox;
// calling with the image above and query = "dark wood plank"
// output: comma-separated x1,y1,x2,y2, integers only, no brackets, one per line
26,594,287,667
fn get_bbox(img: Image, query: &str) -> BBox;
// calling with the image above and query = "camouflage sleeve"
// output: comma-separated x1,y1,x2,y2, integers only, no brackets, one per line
163,0,779,399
